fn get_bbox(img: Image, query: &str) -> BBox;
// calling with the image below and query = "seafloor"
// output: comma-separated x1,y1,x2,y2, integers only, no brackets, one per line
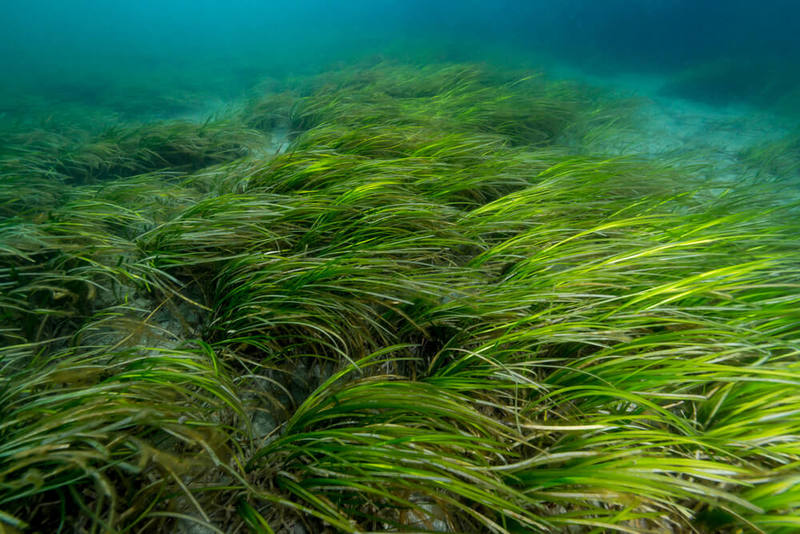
1,60,799,533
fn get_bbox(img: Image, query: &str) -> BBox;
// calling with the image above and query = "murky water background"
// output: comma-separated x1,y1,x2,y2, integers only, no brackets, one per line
2,1,798,131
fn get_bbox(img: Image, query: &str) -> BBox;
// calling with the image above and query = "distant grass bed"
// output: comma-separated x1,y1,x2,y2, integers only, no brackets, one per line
1,62,799,533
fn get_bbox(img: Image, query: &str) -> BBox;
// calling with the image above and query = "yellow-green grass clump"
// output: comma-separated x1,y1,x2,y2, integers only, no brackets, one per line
1,62,799,533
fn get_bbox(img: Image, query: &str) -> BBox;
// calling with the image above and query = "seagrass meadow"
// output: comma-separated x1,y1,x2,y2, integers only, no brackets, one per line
1,61,800,534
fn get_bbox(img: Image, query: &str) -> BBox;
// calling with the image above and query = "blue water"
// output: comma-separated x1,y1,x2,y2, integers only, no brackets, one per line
2,1,798,112
0,1,797,185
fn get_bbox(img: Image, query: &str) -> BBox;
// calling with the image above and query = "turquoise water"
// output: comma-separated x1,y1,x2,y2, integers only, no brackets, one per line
2,1,798,121
2,1,798,188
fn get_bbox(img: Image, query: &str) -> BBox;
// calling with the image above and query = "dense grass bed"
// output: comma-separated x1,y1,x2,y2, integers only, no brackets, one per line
1,62,799,533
